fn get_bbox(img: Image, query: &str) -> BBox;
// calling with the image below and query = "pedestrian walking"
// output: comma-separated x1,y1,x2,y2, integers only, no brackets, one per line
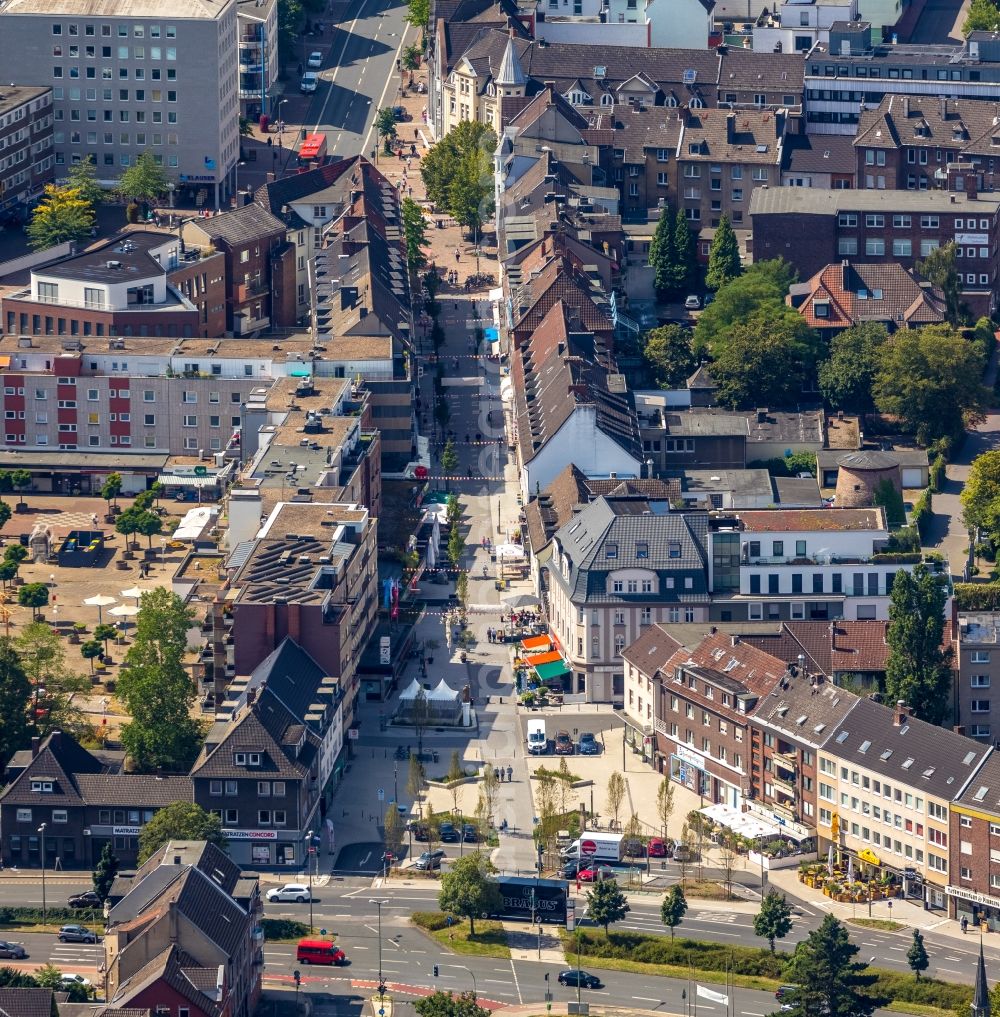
506,765,513,783
494,766,501,782
455,250,460,263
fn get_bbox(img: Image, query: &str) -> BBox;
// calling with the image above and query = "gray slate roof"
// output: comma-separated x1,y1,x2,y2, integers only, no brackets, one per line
753,674,861,750
826,697,992,801
191,202,287,245
0,988,56,1017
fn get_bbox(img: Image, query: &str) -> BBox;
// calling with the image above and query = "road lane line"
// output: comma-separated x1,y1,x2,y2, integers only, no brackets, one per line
361,25,409,154
508,958,523,1004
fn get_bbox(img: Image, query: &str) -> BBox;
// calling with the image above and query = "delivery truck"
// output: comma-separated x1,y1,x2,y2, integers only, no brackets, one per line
560,832,625,864
491,876,568,923
527,719,547,754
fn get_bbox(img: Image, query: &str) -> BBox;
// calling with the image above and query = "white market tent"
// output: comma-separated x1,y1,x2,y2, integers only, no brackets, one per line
172,506,216,542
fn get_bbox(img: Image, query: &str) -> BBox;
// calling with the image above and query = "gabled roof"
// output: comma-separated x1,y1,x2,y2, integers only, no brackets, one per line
677,107,783,165
752,672,860,749
674,630,790,699
111,943,223,1017
496,36,526,87
620,622,685,673
132,841,244,898
192,202,286,246
855,94,1000,159
243,637,337,734
0,988,56,1017
0,730,108,807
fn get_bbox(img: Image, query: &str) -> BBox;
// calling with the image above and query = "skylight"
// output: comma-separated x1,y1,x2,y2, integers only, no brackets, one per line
901,757,914,769
859,740,871,753
834,730,848,743
880,749,893,760
964,751,978,766
975,786,989,801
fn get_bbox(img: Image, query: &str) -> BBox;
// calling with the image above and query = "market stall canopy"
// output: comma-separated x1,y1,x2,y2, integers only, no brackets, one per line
521,634,551,652
495,543,525,560
172,506,216,541
398,677,424,702
109,604,140,618
525,650,562,667
120,586,144,600
534,659,570,682
84,594,116,607
427,679,460,703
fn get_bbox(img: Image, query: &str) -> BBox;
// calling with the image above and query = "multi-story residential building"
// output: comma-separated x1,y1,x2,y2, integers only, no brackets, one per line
805,27,1000,135
547,495,711,702
186,202,296,334
954,613,1000,744
0,0,241,208
819,698,992,909
948,751,1000,928
717,506,916,623
236,0,279,119
623,626,789,809
1,230,226,340
0,85,54,216
780,131,856,189
854,95,1000,193
0,729,193,869
753,0,858,55
750,186,1000,316
533,0,714,49
675,106,787,232
105,840,262,1017
219,500,378,727
787,260,947,334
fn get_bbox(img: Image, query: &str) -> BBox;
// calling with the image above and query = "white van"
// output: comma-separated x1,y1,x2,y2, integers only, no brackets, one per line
300,71,318,93
527,719,547,754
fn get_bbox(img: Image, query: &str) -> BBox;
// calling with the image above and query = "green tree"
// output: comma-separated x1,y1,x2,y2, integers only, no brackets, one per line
874,324,989,444
0,639,30,768
67,155,105,209
407,752,426,798
9,469,31,508
659,883,687,940
4,544,27,566
115,507,141,546
414,991,490,1017
402,197,429,272
964,0,1000,33
375,107,398,153
455,570,469,609
605,771,626,828
818,322,888,416
27,184,96,251
873,478,906,528
648,203,678,298
781,914,884,1017
134,509,163,549
117,152,169,211
0,967,41,988
402,43,422,82
80,639,103,674
642,324,696,389
673,211,697,295
35,964,89,1002
963,449,1000,541
384,804,404,861
16,621,90,739
406,0,431,30
447,523,465,568
101,472,123,509
0,500,11,535
0,560,18,589
655,777,674,839
421,122,496,214
116,587,202,771
585,877,630,933
918,242,963,325
438,852,502,934
885,563,953,725
94,623,117,656
694,258,796,353
137,801,227,863
906,928,929,980
441,439,459,482
17,582,49,621
448,147,493,238
753,889,793,953
92,841,119,901
711,314,822,410
706,214,741,291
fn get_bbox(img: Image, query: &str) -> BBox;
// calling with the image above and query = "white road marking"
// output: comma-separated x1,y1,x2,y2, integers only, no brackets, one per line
508,958,523,1004
312,0,381,135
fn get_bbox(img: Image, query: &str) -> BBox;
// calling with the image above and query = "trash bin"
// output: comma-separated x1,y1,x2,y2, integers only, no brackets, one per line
259,114,269,134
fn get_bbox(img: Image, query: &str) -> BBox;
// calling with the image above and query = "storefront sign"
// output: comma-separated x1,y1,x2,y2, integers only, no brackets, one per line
946,884,1000,910
225,829,278,840
858,848,881,865
380,637,391,664
179,174,217,183
113,826,141,836
956,233,988,245
676,745,706,768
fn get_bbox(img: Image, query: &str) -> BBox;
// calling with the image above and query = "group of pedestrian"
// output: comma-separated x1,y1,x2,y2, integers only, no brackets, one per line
487,627,506,643
492,765,513,783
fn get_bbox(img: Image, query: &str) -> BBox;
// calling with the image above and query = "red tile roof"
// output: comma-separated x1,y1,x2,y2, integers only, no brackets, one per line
737,508,885,532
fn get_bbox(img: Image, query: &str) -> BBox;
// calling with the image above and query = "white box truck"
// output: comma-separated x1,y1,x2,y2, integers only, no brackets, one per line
527,719,547,754
560,832,625,863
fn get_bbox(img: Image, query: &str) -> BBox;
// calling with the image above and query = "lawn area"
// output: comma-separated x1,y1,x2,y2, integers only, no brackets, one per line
412,911,511,958
675,879,732,900
848,918,905,932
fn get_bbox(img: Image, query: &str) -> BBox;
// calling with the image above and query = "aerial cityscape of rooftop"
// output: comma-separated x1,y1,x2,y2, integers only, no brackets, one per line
2,0,1000,1013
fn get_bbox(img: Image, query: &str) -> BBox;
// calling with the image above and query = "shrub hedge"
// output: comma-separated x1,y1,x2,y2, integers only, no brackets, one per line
911,487,933,542
261,918,310,940
413,911,453,931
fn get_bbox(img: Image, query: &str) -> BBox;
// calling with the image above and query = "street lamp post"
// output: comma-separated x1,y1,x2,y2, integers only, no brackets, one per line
276,99,288,133
306,829,314,932
234,160,246,206
370,898,388,1000
38,823,47,923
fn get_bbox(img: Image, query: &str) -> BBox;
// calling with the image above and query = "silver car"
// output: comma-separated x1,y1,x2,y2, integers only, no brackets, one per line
0,941,26,959
58,925,98,944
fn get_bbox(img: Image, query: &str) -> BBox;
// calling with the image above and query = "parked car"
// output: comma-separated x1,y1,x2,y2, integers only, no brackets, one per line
775,986,798,1001
58,925,98,944
462,823,478,843
307,50,323,67
623,838,645,858
300,71,318,93
684,294,702,310
60,974,91,988
562,859,581,879
578,864,616,882
410,822,429,841
554,730,574,755
438,822,460,843
67,891,102,909
266,883,311,903
0,941,26,959
647,837,669,858
391,105,410,121
558,969,603,989
577,732,600,755
414,849,446,871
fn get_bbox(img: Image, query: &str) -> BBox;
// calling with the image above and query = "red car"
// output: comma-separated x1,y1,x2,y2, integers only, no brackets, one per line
578,864,616,882
647,838,668,857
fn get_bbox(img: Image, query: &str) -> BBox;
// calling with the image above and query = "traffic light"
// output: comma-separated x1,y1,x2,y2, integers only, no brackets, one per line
433,965,440,977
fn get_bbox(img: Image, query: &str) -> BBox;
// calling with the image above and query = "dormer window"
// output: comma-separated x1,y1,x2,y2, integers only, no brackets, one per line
636,542,649,559
234,752,246,765
249,752,261,766
814,300,830,318
31,780,53,793
606,543,618,559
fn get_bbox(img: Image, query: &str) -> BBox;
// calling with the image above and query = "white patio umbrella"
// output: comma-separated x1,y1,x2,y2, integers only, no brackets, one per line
120,586,144,601
84,594,117,624
109,604,140,618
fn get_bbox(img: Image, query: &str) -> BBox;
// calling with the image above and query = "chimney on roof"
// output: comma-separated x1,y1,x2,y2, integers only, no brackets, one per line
30,736,39,757
901,96,909,118
797,653,806,672
510,25,517,38
954,725,966,736
731,634,740,646
940,95,947,120
50,730,62,749
710,626,717,635
893,700,910,726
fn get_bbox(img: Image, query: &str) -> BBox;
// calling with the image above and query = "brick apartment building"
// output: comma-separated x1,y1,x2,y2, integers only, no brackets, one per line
949,751,1000,928
1,230,225,339
0,85,54,216
750,186,1000,316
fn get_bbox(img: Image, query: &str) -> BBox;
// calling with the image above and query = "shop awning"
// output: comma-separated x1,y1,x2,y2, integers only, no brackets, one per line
521,634,551,652
525,650,562,667
858,848,881,865
534,660,570,681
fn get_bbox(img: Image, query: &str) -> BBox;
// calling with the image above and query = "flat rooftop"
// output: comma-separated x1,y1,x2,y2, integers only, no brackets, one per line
0,84,49,116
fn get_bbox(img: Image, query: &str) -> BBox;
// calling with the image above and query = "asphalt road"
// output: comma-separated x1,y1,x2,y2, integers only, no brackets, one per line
300,0,409,162
905,0,968,42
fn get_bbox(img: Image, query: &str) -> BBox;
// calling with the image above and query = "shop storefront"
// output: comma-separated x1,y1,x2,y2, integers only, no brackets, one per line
219,828,287,867
668,745,741,808
842,845,932,906
947,884,1000,930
